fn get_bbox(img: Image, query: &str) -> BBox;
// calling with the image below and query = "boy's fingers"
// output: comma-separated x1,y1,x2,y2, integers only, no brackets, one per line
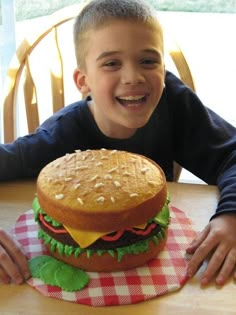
200,243,229,285
215,248,236,286
0,230,30,283
0,244,25,284
7,238,31,279
187,231,218,278
186,224,210,254
0,266,10,284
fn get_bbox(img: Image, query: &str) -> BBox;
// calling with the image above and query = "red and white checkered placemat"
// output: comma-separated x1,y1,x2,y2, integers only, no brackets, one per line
12,206,197,306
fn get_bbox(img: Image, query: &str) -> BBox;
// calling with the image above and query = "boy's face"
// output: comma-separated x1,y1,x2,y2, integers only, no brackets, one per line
74,20,165,139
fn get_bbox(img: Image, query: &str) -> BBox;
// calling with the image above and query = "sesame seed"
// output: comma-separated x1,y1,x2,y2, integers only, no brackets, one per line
123,171,132,176
141,167,150,173
94,182,105,189
130,193,138,198
55,194,64,200
108,167,118,173
77,198,84,205
114,180,121,188
74,183,81,189
148,181,156,186
65,153,74,161
90,175,98,181
97,196,105,203
75,165,89,170
104,174,112,180
64,177,72,182
110,150,117,154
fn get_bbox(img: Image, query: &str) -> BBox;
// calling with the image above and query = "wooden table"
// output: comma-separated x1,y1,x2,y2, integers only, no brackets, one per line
0,180,235,315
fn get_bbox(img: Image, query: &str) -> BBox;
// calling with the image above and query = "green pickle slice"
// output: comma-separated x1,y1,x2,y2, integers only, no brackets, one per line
29,255,89,291
29,255,55,278
39,260,62,286
55,264,89,292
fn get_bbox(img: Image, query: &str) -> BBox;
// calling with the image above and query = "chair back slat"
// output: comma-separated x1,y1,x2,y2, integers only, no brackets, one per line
169,49,195,91
3,48,27,142
166,38,195,92
3,78,16,142
51,26,65,113
24,56,39,133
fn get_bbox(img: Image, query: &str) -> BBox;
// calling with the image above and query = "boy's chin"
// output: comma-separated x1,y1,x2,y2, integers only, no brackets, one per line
102,123,139,139
118,121,149,137
125,116,152,129
99,115,152,138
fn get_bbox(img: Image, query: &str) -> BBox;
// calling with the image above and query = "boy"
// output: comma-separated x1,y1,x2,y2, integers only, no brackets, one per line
0,0,236,287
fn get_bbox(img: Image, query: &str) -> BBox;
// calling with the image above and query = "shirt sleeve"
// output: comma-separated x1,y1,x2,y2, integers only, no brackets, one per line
0,101,85,181
166,72,236,218
0,129,67,180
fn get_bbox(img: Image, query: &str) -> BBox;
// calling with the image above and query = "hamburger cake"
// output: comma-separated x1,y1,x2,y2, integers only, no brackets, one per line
32,149,170,273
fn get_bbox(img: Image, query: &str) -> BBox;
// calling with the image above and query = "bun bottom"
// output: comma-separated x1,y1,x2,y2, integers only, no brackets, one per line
44,238,167,272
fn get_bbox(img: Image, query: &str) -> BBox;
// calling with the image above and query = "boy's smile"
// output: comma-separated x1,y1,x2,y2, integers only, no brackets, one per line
74,20,165,139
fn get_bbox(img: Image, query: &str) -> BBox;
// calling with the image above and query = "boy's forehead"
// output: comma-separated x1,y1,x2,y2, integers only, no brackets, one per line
94,17,162,33
79,18,164,68
86,18,163,45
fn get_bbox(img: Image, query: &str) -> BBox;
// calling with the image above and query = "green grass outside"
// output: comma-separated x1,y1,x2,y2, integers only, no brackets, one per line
9,0,236,22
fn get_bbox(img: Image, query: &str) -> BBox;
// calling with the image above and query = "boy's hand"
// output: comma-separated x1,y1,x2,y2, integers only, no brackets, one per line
186,213,236,286
0,229,30,284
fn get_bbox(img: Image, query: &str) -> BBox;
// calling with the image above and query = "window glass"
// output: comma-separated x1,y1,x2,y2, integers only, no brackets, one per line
10,0,236,22
148,0,236,13
1,0,236,23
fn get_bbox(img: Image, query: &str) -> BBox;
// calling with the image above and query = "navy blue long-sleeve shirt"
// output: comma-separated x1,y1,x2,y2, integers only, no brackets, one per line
1,71,236,219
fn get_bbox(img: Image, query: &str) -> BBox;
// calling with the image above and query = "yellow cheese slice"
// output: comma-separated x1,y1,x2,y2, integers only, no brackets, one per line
63,222,148,249
63,225,108,248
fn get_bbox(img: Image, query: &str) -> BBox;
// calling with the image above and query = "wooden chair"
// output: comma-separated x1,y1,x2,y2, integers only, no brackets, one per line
1,5,195,181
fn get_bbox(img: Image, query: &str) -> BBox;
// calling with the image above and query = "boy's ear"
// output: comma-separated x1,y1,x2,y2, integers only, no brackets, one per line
73,68,91,95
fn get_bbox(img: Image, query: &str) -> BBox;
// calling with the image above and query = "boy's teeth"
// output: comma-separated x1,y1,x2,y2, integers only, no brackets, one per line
119,95,144,101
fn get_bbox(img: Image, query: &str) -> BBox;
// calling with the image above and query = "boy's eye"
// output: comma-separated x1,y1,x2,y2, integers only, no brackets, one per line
142,59,155,64
141,58,160,67
103,60,121,68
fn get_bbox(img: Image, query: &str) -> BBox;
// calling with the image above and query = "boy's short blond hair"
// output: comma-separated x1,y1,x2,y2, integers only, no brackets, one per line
73,0,163,69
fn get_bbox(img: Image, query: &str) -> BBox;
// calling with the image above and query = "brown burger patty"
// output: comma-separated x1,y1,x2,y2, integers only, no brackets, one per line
38,218,163,250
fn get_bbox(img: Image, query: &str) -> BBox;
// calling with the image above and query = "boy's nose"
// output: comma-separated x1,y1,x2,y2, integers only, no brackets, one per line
121,65,145,85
